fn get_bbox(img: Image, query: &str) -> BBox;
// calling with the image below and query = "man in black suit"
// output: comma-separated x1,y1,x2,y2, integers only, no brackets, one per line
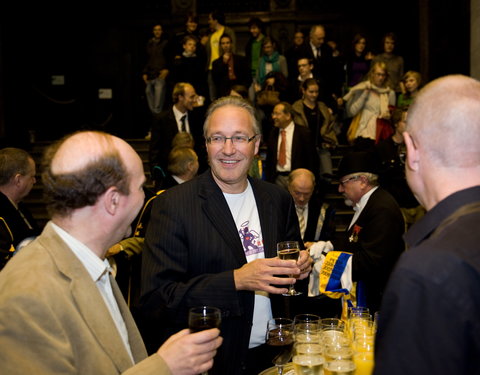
299,25,342,102
0,148,40,268
212,34,251,98
140,96,313,375
149,82,206,186
333,151,405,313
287,168,340,317
265,102,319,189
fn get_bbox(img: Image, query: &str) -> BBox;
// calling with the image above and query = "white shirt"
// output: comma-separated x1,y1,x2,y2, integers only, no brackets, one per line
348,186,379,230
224,182,272,348
276,121,295,172
50,222,134,364
173,105,190,133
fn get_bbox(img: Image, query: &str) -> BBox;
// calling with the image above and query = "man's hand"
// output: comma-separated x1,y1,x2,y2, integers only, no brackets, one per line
157,328,222,375
234,257,301,294
296,249,313,280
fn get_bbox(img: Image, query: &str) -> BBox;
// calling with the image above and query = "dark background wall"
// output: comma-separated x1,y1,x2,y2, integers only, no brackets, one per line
0,0,470,147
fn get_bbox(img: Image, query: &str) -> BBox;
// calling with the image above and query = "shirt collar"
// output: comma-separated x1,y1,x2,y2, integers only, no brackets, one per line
50,222,110,282
405,186,480,247
353,186,379,212
173,104,187,121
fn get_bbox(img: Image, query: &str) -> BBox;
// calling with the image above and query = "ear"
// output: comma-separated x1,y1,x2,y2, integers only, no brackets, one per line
254,134,262,155
404,131,419,172
12,174,22,187
103,187,121,216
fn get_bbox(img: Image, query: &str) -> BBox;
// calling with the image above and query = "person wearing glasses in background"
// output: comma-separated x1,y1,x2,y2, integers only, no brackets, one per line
332,151,405,313
140,96,313,375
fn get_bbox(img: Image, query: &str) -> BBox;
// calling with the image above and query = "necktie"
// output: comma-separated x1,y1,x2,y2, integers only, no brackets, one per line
180,114,187,132
278,130,287,167
316,47,321,59
297,206,306,238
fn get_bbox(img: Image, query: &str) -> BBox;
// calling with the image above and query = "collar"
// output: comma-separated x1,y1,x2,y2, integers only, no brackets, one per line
172,175,186,184
353,186,379,212
298,73,314,82
173,104,188,121
405,186,480,247
50,222,111,283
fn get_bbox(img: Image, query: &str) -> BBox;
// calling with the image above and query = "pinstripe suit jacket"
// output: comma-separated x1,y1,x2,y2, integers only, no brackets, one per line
0,222,169,375
141,170,303,374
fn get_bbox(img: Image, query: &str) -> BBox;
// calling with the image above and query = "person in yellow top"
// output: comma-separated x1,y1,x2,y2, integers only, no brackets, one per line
205,10,236,102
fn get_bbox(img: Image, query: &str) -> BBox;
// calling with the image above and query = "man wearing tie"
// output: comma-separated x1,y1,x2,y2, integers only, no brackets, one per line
265,102,318,189
300,25,340,101
287,168,336,244
149,82,205,185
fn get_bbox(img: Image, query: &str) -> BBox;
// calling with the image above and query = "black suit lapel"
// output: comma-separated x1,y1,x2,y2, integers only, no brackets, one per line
198,172,247,265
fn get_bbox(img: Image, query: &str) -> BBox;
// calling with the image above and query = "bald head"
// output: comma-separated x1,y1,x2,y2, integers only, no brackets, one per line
288,168,315,207
407,75,480,168
43,131,143,217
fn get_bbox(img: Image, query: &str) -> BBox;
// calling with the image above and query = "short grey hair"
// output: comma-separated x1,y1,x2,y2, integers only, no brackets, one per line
203,96,261,138
0,148,34,186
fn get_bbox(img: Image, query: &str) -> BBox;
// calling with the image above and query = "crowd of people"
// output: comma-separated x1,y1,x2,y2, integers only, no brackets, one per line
0,9,478,375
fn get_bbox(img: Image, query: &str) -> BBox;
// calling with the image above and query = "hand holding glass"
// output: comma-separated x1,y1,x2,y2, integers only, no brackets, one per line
188,306,221,375
277,241,302,296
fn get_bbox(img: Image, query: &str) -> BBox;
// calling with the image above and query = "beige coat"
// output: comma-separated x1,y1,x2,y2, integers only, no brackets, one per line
0,222,170,375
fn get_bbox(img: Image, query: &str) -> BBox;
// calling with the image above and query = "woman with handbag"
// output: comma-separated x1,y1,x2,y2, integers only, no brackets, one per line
343,62,396,150
292,78,338,180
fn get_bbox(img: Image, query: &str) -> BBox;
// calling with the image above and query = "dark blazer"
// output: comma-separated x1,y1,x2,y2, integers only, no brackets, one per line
265,124,319,182
140,170,303,374
212,54,251,97
0,192,40,249
303,196,336,242
149,107,206,176
333,187,405,312
297,42,342,97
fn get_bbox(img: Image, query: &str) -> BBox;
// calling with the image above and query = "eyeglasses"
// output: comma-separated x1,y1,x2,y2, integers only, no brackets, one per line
206,134,257,145
339,175,360,186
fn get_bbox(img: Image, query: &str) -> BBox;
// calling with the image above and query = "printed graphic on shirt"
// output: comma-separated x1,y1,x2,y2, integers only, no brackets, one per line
238,220,264,256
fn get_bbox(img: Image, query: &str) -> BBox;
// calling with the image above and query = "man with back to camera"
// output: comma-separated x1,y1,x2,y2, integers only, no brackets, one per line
0,147,40,268
140,96,313,375
0,131,222,375
374,75,480,374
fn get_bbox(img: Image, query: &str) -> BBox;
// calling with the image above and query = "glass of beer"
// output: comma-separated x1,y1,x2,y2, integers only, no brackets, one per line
266,318,294,374
277,241,302,296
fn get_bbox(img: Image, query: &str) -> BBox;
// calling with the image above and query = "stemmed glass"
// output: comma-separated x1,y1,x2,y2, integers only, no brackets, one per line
266,318,294,375
188,306,222,375
277,241,302,296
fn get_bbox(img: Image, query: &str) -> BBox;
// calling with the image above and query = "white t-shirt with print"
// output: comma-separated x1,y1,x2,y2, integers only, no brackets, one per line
224,181,273,348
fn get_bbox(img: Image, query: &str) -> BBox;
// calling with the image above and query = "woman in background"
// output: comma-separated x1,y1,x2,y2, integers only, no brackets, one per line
397,70,422,108
343,61,396,150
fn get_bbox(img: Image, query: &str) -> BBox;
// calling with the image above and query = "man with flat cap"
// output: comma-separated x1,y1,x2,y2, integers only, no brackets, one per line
333,151,405,312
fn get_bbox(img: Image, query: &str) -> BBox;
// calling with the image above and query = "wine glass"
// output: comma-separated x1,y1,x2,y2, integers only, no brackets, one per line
266,318,294,375
188,306,221,375
277,241,302,296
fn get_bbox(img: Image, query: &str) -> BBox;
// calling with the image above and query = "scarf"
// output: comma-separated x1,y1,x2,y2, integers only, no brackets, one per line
258,51,281,85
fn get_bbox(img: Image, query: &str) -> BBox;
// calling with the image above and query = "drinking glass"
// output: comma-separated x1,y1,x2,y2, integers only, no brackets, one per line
188,306,222,332
266,318,294,375
324,359,356,375
188,306,222,375
277,241,302,296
